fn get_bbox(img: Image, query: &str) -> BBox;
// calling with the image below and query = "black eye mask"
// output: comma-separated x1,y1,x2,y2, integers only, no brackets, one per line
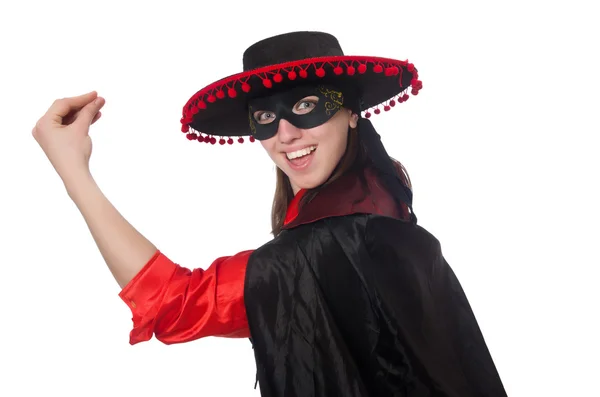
247,85,345,140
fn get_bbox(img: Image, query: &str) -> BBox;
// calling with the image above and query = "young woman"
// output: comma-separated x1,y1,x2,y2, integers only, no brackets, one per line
32,31,507,396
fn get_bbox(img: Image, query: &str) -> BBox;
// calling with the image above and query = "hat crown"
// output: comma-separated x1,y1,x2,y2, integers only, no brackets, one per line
242,31,345,71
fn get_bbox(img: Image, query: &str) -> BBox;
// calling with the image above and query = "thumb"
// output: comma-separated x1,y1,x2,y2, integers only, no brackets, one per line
74,96,105,129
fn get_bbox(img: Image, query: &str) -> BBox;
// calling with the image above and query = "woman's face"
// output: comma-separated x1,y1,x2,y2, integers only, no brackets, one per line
251,86,359,195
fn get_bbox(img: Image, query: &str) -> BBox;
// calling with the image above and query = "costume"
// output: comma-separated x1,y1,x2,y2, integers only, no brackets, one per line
119,32,507,396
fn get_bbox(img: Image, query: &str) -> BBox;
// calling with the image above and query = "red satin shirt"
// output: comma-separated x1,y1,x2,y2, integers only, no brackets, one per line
119,167,407,345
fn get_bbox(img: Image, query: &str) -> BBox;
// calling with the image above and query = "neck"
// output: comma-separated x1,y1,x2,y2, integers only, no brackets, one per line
291,182,301,196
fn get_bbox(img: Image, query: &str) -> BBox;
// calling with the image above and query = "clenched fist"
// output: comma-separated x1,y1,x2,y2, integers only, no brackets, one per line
33,91,105,186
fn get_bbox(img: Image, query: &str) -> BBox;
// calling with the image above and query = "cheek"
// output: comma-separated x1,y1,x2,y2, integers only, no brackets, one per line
308,124,347,171
333,132,348,160
321,121,348,157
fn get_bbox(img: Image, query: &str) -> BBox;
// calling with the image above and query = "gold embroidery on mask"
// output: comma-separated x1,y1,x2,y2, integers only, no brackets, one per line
317,86,344,116
248,105,256,135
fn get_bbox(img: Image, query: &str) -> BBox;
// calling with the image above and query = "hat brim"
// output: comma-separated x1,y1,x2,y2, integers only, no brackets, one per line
181,55,423,143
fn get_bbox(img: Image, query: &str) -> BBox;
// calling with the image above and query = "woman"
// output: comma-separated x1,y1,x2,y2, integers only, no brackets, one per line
33,31,507,396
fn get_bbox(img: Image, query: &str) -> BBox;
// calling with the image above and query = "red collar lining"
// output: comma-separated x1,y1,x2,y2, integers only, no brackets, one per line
282,168,408,230
283,189,307,226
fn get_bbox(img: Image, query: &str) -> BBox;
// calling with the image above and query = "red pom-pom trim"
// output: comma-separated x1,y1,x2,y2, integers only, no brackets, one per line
207,94,216,103
197,100,207,109
410,79,423,95
299,70,308,78
216,90,225,99
373,64,384,73
262,78,273,88
316,67,326,78
288,71,297,80
273,73,283,83
249,136,255,142
334,66,343,75
238,137,244,144
347,66,356,75
228,88,237,98
374,108,381,115
358,64,367,74
384,105,391,112
181,124,189,132
219,138,226,145
385,66,399,76
242,82,251,92
365,111,372,118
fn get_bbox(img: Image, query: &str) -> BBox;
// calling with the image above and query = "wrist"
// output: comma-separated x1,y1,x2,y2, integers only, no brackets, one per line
63,170,97,201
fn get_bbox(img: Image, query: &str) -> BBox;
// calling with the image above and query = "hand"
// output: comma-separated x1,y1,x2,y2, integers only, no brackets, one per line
32,91,105,184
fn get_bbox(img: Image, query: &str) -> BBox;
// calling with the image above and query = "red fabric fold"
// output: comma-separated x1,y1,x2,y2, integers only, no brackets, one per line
119,249,252,345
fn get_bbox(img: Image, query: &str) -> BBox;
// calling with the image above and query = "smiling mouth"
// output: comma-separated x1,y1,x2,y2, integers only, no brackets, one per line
285,145,317,170
286,145,317,160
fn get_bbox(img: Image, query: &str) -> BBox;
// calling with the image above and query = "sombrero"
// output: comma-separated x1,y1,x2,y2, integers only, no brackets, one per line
180,31,423,145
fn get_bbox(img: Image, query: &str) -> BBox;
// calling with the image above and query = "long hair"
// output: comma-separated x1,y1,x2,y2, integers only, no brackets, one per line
270,126,412,236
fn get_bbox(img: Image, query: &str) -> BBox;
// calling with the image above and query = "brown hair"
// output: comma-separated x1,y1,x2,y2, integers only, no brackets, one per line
269,127,412,236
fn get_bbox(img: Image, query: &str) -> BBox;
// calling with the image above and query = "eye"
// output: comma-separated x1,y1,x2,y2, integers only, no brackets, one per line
293,96,318,115
254,111,276,124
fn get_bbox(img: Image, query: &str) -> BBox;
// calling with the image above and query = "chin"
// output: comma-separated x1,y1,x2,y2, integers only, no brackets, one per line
290,172,330,191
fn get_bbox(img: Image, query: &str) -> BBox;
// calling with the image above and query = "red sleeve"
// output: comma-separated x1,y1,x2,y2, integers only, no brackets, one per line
118,249,252,345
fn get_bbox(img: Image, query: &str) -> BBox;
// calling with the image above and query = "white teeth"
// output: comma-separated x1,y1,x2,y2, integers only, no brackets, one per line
286,146,317,160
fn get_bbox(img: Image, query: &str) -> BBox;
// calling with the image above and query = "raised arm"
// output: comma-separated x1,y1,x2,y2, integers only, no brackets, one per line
33,91,156,288
33,92,252,344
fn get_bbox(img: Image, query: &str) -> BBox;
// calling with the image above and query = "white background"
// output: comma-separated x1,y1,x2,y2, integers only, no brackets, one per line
1,0,598,396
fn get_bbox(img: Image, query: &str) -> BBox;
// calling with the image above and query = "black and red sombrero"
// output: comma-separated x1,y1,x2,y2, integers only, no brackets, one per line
180,31,423,145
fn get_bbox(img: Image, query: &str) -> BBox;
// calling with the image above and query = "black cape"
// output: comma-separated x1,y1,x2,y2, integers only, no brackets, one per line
244,168,507,396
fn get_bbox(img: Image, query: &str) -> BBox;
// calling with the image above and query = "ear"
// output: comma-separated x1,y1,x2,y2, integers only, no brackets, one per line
348,111,359,129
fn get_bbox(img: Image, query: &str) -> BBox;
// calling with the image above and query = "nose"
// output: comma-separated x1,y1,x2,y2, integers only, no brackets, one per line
277,118,302,144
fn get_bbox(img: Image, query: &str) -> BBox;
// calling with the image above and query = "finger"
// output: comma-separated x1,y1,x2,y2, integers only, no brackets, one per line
62,109,80,125
74,96,105,129
46,91,98,123
91,111,102,125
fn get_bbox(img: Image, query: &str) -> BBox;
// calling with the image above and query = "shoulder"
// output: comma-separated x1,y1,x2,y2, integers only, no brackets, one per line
255,213,436,259
254,214,372,257
364,215,442,255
